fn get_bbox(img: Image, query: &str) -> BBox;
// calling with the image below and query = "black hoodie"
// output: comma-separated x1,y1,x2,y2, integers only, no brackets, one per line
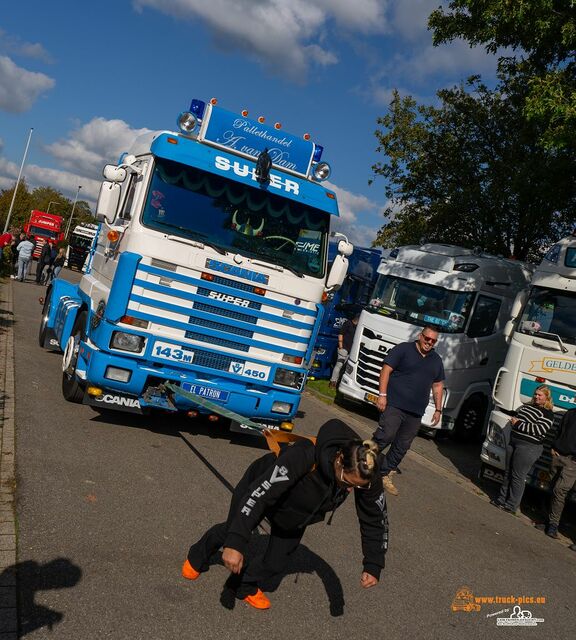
224,419,388,579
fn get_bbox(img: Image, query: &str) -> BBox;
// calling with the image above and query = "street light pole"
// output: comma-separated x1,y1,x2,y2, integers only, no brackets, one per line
46,201,63,216
64,186,82,238
2,127,34,234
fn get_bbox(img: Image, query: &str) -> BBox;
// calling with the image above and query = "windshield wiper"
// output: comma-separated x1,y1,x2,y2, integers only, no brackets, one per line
250,258,304,278
532,331,569,353
161,225,227,256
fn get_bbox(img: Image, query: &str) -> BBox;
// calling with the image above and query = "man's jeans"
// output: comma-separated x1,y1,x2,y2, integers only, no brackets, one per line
373,406,421,476
17,257,30,281
330,348,349,384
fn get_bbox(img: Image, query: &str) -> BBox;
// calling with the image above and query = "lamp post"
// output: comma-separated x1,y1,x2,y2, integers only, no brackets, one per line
64,186,82,239
2,127,34,234
46,201,63,216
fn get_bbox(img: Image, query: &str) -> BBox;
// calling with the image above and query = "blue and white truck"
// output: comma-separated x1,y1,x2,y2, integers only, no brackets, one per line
39,98,352,431
309,243,382,379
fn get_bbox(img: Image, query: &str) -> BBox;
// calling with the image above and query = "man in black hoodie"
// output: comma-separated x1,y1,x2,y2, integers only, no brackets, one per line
182,419,388,609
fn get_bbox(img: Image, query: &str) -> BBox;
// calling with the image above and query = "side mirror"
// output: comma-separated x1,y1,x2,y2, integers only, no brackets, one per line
96,181,121,224
326,254,349,290
503,289,529,339
337,239,353,257
102,164,127,182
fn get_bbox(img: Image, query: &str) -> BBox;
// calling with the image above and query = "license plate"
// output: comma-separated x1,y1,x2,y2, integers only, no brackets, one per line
365,392,379,404
181,382,229,403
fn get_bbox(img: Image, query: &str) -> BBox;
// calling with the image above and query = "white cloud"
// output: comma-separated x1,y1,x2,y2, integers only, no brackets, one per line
0,117,152,205
45,117,152,178
325,180,382,246
133,0,387,78
389,0,439,41
0,28,54,63
0,56,55,113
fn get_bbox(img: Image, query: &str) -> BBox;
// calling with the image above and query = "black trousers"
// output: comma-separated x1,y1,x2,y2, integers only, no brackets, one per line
373,406,422,476
187,453,303,599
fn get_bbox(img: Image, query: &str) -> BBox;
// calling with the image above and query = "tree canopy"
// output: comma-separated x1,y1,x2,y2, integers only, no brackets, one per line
372,74,576,261
429,1,576,149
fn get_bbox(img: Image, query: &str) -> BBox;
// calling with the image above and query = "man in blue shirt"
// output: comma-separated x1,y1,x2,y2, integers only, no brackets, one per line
372,326,445,495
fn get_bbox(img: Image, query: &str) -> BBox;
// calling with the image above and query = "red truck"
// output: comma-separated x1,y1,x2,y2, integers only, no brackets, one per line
23,210,65,259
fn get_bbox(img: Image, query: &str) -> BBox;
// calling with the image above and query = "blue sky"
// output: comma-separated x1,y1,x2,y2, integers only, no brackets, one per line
0,0,498,246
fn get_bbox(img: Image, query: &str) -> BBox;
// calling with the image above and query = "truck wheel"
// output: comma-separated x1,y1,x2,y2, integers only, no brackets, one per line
38,289,52,348
61,311,87,403
454,395,488,441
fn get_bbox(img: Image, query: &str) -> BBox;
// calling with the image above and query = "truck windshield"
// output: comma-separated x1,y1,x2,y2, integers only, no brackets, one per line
518,286,576,345
141,158,329,278
29,225,58,240
367,274,475,333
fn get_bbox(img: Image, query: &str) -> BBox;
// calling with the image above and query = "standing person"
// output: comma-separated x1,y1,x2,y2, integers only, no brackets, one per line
182,419,387,610
329,313,360,389
36,241,52,284
11,232,25,278
492,386,555,514
16,235,35,282
48,247,66,283
536,408,576,539
373,326,445,496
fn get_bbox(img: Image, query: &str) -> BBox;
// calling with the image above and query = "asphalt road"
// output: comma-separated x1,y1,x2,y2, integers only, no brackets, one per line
11,268,576,639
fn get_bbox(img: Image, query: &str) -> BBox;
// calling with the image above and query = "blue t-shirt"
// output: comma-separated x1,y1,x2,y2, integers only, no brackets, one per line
384,341,445,417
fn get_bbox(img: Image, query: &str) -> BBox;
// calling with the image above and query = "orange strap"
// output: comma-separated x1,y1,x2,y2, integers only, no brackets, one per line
262,429,317,458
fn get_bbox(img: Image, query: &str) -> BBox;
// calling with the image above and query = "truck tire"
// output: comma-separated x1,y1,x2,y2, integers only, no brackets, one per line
454,394,488,442
61,310,87,403
38,289,52,347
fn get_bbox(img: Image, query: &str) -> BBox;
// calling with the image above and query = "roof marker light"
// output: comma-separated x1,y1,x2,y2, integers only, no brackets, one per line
274,122,282,130
241,109,249,117
210,97,218,105
303,133,311,140
258,116,265,123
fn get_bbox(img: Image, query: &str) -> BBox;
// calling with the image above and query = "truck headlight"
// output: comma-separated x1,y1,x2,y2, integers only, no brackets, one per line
487,421,505,448
271,401,293,414
274,368,304,389
110,331,145,353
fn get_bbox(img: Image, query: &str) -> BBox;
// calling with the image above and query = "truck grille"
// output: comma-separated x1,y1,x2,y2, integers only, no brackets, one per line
356,340,386,393
130,260,317,365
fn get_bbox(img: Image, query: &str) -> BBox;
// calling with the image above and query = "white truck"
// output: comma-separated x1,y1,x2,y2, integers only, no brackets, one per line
481,233,576,492
338,243,533,439
66,223,99,271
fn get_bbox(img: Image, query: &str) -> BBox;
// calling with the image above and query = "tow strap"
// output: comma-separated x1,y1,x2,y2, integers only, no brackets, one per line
163,381,267,432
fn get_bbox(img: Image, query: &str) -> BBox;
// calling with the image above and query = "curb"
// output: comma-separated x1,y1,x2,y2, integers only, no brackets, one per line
0,277,17,638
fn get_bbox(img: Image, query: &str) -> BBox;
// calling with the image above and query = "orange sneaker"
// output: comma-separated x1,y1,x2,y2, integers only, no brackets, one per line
181,559,200,580
243,589,271,610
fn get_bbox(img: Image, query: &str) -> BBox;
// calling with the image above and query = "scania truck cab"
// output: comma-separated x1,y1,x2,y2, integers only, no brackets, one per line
39,99,352,430
338,244,533,439
481,233,576,494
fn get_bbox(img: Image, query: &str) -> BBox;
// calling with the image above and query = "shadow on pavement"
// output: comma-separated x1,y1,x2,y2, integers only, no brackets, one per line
1,557,82,637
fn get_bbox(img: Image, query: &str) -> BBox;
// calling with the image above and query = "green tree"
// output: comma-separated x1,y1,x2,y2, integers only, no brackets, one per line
1,181,95,234
372,75,576,260
429,1,576,149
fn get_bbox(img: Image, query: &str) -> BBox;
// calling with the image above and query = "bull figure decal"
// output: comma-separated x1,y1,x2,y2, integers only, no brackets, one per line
231,210,265,237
